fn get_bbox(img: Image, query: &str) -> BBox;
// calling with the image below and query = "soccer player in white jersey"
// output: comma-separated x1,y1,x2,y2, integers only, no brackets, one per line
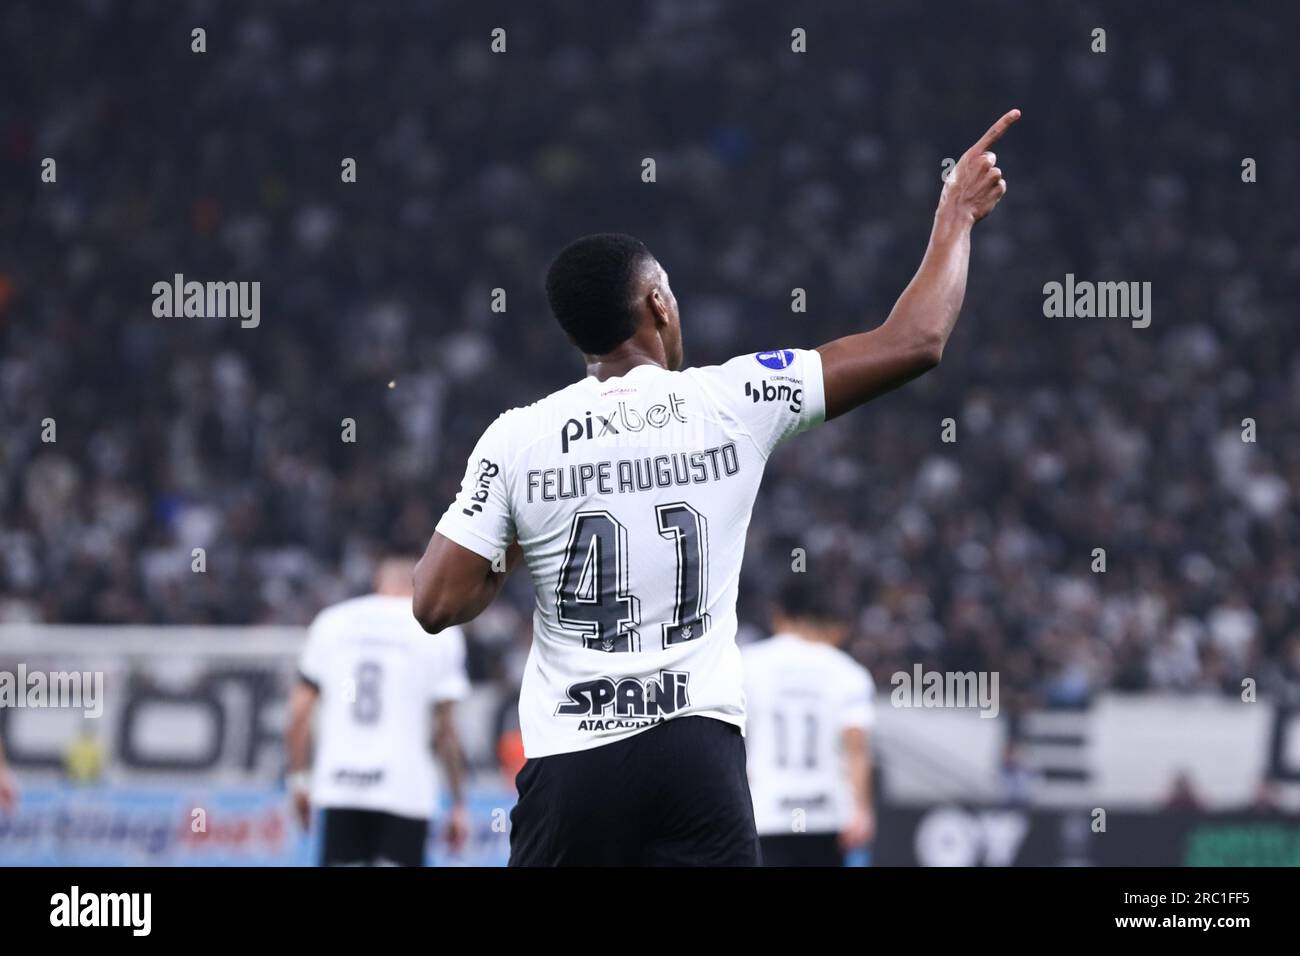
287,557,471,866
414,110,1018,865
743,580,875,867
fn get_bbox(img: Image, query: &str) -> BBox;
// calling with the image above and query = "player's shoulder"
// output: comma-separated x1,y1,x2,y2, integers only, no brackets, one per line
311,592,372,620
760,633,867,676
311,592,385,624
483,380,592,444
319,591,418,622
364,593,451,640
685,348,817,385
683,349,823,424
741,632,796,666
818,642,873,688
306,593,373,640
529,377,597,416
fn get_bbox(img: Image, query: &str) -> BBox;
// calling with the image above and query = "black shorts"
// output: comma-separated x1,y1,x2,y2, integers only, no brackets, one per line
758,832,844,867
509,716,759,866
320,807,429,867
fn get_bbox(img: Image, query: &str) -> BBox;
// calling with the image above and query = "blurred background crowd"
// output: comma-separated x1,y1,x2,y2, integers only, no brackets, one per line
1,0,1297,715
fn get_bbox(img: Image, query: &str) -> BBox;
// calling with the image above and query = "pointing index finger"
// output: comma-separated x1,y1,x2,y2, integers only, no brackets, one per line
970,109,1021,154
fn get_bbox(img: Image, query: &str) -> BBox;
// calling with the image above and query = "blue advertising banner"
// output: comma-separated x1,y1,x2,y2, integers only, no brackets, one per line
0,785,514,867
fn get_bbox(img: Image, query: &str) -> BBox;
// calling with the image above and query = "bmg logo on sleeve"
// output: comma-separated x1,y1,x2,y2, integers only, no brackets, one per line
744,379,803,413
461,458,500,517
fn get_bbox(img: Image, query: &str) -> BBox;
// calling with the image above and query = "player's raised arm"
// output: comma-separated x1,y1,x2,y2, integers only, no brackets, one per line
817,109,1020,420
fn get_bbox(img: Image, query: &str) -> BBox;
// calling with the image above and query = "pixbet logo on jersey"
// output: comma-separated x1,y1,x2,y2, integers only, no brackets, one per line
743,379,803,413
560,393,688,453
555,669,691,719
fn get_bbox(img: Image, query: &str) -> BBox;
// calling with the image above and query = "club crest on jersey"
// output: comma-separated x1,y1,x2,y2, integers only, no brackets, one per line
754,349,795,370
559,393,688,453
555,669,690,720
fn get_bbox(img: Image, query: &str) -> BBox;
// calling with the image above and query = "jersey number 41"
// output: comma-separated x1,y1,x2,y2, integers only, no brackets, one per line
555,503,711,654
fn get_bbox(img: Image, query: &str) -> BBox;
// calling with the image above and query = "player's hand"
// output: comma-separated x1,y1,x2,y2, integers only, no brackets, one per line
445,802,471,854
0,767,18,812
292,790,312,831
938,108,1020,226
840,804,875,850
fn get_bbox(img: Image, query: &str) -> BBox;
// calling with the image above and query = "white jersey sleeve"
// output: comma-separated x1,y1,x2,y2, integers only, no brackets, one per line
298,613,329,687
434,412,516,562
427,626,471,703
840,660,876,733
687,348,826,458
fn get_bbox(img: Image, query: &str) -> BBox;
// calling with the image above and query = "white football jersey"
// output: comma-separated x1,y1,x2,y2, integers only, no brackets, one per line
299,593,470,819
435,349,826,758
742,634,875,835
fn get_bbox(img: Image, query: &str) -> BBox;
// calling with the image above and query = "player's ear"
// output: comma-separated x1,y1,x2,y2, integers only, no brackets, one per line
648,288,670,328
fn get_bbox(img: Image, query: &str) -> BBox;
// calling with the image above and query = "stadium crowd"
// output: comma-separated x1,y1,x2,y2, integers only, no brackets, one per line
1,1,1298,711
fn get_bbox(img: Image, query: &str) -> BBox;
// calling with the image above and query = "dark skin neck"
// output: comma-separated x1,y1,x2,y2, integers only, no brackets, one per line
583,325,668,382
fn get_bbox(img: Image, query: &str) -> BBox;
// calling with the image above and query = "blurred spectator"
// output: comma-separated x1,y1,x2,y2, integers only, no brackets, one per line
1164,771,1204,811
0,1,1296,713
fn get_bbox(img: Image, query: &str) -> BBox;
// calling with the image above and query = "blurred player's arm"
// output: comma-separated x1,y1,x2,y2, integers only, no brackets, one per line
286,679,318,830
434,700,471,852
841,727,874,849
817,109,1019,420
0,737,18,811
434,701,467,803
413,535,523,634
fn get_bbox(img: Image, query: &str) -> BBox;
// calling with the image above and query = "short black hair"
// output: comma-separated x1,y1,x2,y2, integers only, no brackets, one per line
545,233,654,354
776,574,835,623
